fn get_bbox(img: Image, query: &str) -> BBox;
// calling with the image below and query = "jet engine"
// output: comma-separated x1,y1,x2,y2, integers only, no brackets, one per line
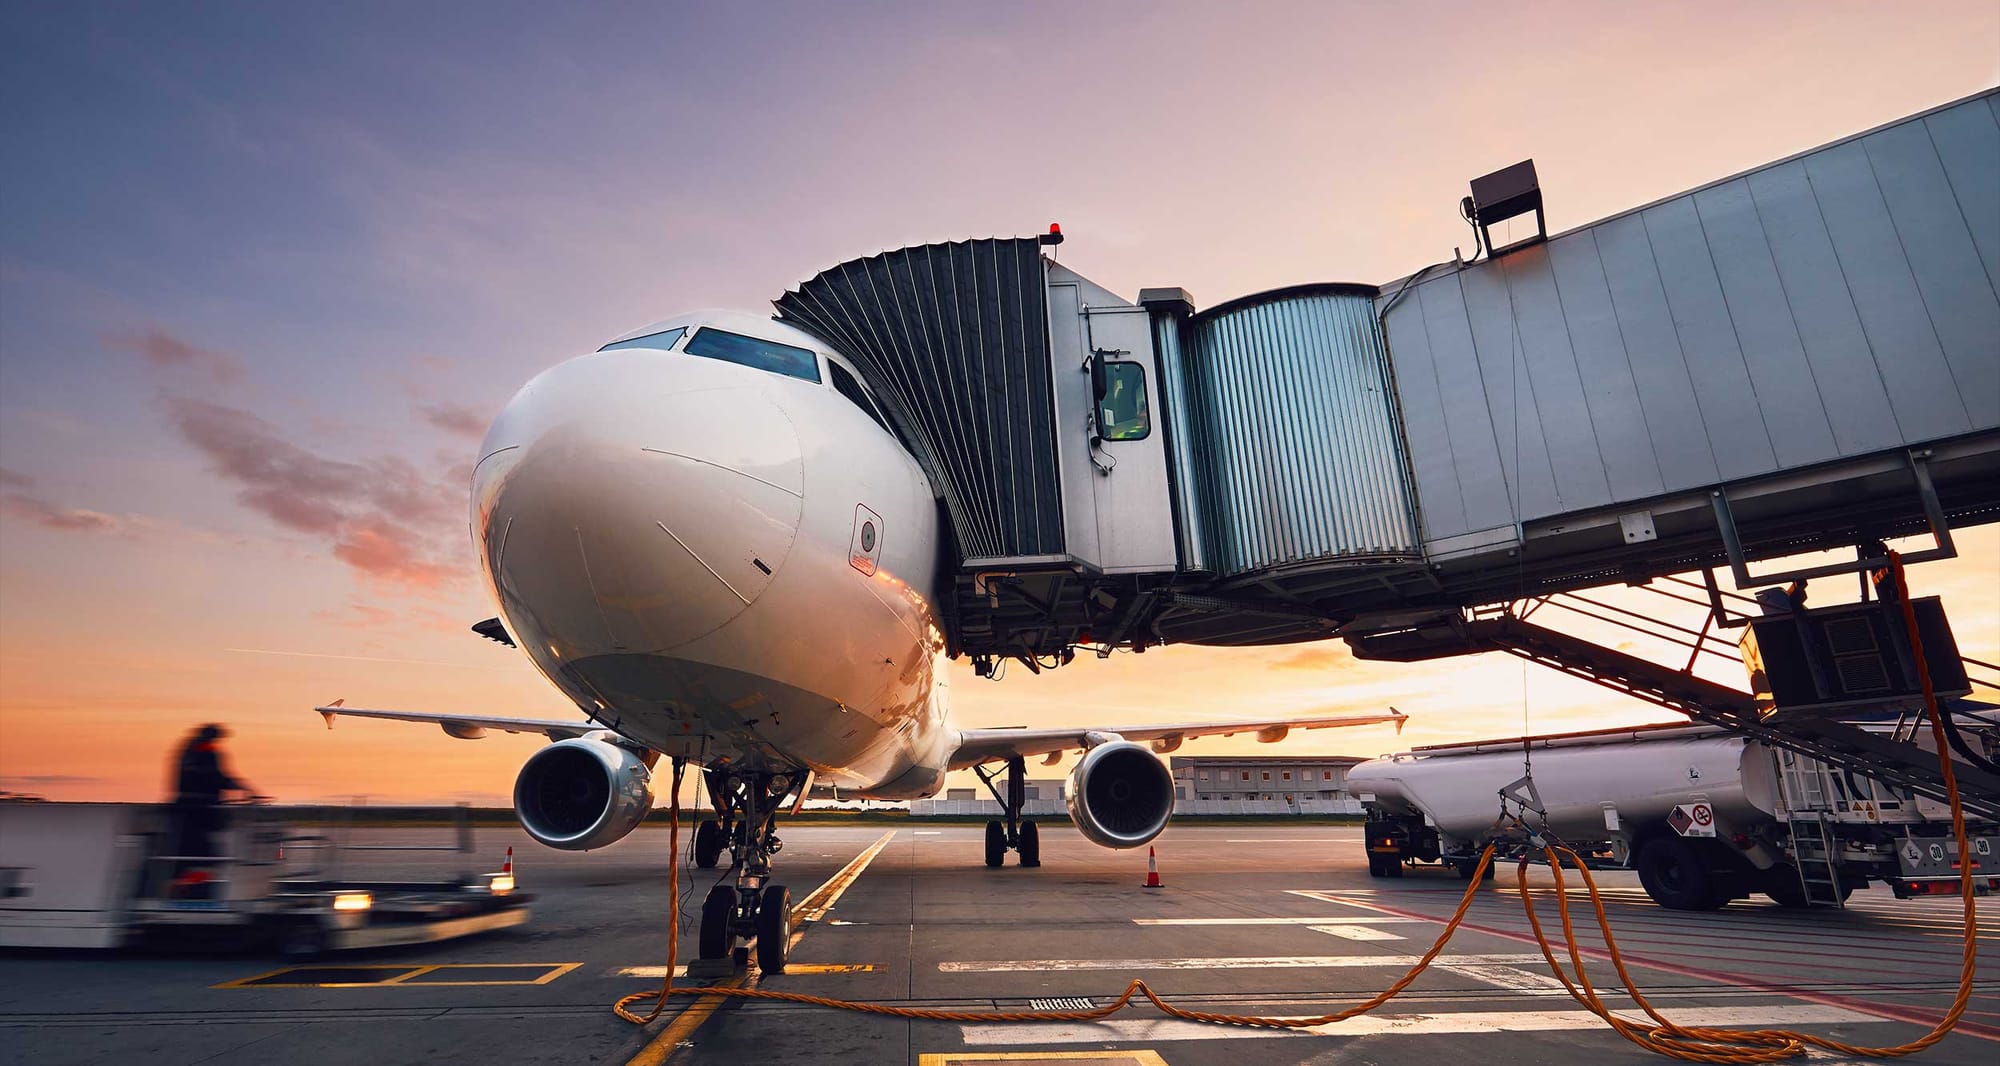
1065,740,1174,848
513,736,655,850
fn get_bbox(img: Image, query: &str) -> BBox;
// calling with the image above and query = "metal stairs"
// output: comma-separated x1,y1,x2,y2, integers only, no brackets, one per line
1347,605,2000,822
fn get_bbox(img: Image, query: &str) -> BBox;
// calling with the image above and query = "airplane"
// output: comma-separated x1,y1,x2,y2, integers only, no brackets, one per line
317,307,1409,974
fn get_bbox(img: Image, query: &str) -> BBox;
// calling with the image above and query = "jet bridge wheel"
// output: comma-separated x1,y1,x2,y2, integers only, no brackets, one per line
1017,820,1040,867
693,819,724,869
699,885,736,959
984,821,1006,867
755,884,790,974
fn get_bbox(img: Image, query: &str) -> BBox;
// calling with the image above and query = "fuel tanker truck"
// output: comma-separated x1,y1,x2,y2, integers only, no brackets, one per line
1347,720,2000,911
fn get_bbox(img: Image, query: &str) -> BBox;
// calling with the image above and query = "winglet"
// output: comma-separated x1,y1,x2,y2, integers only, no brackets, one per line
318,698,345,729
1391,706,1407,734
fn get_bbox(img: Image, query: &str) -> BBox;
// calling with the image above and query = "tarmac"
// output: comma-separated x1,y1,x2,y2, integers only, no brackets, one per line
0,821,1994,1065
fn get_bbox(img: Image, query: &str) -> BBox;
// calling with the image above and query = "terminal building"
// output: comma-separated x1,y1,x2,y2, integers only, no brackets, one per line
1170,755,1367,815
907,756,1369,817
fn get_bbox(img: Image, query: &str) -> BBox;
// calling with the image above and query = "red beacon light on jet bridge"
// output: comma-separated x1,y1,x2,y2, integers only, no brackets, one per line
1039,222,1064,246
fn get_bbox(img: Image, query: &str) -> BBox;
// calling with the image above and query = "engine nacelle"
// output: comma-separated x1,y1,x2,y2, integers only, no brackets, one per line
513,736,654,850
1065,740,1174,849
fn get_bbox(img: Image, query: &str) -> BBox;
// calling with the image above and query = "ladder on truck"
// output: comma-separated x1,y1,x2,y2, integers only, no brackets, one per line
1348,581,2000,823
1774,750,1847,907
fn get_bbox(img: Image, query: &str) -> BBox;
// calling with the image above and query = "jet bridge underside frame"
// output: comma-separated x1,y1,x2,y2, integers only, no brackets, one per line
949,430,2000,660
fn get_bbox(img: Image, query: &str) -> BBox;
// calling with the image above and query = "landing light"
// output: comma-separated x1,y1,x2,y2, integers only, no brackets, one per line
332,892,373,911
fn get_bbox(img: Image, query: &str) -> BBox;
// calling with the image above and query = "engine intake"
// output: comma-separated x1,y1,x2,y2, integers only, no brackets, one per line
513,736,654,850
1066,740,1174,848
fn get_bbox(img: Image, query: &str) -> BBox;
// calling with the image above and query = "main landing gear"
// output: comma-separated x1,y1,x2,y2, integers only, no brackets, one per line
976,756,1040,868
691,766,802,974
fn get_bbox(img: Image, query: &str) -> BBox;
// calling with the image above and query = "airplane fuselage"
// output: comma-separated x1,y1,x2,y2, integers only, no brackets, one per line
472,311,956,797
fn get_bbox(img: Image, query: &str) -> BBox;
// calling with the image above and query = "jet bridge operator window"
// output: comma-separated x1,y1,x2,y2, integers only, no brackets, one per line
1094,361,1150,441
684,327,821,383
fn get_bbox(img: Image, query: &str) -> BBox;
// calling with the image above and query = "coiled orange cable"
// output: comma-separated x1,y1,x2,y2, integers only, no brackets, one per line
615,550,1979,1060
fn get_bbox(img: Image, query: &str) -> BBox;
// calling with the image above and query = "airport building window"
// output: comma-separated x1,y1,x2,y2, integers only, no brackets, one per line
684,327,821,383
827,361,892,433
1323,770,1333,780
1261,771,1270,781
1094,361,1150,441
1281,771,1291,781
598,325,687,353
1240,771,1250,781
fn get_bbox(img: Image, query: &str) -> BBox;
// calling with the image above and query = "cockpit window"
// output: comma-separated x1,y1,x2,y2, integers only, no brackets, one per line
598,326,687,353
826,361,892,433
684,328,821,383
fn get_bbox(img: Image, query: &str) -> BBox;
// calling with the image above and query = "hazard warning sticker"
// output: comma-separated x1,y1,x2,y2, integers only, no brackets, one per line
1669,802,1717,838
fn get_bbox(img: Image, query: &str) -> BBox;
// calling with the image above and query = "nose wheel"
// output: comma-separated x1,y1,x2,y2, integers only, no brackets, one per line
976,756,1040,867
692,767,803,974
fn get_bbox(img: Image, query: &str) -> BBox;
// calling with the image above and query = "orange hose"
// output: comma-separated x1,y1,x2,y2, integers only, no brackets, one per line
613,550,1978,1059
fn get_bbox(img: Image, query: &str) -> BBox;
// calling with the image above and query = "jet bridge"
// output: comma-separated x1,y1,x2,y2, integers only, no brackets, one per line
774,87,2000,665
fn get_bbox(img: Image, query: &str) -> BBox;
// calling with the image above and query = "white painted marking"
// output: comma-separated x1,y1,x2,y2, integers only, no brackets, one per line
958,1004,1883,1045
940,953,1548,973
1134,917,1420,926
1223,838,1353,843
913,831,942,835
1309,924,1406,942
1434,964,1572,996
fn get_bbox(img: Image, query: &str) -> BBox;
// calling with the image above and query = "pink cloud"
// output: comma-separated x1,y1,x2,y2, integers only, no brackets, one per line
164,396,470,592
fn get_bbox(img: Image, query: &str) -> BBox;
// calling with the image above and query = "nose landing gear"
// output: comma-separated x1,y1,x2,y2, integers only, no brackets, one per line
976,755,1040,868
693,767,803,974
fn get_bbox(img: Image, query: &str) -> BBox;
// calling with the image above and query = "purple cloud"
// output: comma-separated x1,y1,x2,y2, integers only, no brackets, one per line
109,328,247,385
418,402,490,440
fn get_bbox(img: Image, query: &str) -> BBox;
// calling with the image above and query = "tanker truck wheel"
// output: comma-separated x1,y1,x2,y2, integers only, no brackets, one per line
1636,836,1723,911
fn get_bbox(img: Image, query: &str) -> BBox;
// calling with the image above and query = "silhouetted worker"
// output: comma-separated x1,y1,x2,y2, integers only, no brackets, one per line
171,724,256,860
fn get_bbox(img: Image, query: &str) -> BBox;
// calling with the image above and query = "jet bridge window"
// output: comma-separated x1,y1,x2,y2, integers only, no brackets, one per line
827,360,892,433
1094,360,1150,441
684,328,821,383
598,326,687,353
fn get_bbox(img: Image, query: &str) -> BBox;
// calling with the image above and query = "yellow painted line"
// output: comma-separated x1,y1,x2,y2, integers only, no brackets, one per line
214,962,580,990
624,829,897,1066
918,1053,1170,1065
619,963,877,978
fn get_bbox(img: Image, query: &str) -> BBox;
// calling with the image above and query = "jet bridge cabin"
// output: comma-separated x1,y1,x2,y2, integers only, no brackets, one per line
773,88,2000,668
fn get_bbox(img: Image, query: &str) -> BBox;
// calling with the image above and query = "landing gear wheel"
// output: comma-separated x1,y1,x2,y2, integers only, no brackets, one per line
693,819,724,869
984,820,1006,867
755,883,791,974
699,885,736,959
1636,836,1723,911
1017,820,1040,867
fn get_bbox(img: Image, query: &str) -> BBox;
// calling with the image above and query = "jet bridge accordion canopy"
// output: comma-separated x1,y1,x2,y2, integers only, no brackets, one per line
775,238,1064,562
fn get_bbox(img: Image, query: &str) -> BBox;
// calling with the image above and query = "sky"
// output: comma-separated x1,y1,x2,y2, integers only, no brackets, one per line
1,2,1996,805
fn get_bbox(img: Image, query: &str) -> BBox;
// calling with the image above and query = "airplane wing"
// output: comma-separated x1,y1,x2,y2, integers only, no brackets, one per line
947,708,1407,770
315,700,596,741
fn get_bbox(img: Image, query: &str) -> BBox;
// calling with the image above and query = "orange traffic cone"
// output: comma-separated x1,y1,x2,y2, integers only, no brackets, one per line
1143,846,1163,889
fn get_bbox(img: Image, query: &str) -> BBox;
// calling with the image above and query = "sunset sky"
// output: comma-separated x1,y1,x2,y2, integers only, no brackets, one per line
2,3,1996,805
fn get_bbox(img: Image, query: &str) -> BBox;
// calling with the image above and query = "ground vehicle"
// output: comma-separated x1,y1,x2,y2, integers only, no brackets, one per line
1348,719,2000,909
0,802,527,956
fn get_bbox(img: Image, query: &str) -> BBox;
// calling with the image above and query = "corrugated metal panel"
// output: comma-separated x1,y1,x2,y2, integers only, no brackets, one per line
1150,312,1210,572
1381,89,2000,546
1180,287,1420,577
774,239,1063,562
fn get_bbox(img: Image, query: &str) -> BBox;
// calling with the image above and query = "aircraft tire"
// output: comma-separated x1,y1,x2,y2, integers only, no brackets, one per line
1018,820,1040,867
755,883,790,974
699,885,735,959
984,820,1006,867
693,819,724,869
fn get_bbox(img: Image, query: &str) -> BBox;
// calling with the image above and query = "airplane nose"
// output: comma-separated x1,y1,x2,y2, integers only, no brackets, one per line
472,349,803,656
